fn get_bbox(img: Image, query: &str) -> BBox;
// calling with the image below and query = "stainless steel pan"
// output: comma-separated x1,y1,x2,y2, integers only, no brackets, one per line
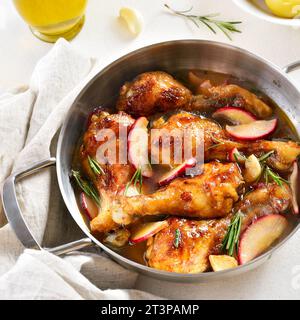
2,40,300,282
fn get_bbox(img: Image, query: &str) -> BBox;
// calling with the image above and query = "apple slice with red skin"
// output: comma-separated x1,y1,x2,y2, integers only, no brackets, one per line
80,192,98,220
128,117,153,177
226,119,277,141
289,161,299,215
212,107,256,125
229,147,246,163
130,220,169,244
238,214,288,265
158,158,197,186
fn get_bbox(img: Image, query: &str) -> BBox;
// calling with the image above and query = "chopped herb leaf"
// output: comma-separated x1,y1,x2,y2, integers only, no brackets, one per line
72,170,101,206
222,211,242,256
88,155,105,176
124,168,143,195
174,228,181,248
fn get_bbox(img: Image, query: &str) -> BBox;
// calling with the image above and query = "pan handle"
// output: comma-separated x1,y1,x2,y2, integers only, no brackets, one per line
283,61,300,73
1,158,93,256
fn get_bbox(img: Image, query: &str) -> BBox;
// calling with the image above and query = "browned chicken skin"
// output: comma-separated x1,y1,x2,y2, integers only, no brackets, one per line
117,71,192,117
80,110,135,233
146,182,292,273
117,71,272,118
111,162,243,225
152,112,300,171
81,110,135,193
236,182,291,232
192,80,273,118
151,111,226,163
146,217,230,273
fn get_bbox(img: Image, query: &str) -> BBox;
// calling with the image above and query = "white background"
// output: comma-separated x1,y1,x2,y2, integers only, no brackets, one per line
1,0,300,299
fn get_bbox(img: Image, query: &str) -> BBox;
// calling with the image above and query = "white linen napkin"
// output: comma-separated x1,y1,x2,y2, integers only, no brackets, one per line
0,38,160,300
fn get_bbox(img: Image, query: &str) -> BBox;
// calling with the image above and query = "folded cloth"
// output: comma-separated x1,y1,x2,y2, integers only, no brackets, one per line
0,249,157,299
0,39,160,300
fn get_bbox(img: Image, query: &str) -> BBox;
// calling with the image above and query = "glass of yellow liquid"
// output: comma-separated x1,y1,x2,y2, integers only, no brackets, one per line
13,0,88,43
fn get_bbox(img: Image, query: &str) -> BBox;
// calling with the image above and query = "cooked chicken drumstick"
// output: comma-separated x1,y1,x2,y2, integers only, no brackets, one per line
80,110,135,233
111,162,243,225
146,182,292,273
117,71,272,118
81,110,135,193
152,112,300,171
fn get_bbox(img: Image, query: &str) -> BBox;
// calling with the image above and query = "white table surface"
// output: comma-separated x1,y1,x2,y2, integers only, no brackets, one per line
1,0,300,299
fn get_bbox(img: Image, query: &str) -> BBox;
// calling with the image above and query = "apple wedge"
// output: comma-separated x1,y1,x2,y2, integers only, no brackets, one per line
128,117,153,177
158,158,197,186
209,255,238,272
130,220,169,244
238,214,288,265
226,119,277,141
289,161,299,215
212,107,256,125
229,147,246,163
244,154,262,183
80,192,98,220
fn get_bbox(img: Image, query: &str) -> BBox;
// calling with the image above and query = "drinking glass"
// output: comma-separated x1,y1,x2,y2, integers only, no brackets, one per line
13,0,88,43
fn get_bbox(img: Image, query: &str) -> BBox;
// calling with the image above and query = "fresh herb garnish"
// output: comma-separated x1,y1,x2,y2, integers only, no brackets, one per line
88,155,105,176
164,4,242,41
264,166,289,187
72,170,101,206
233,151,246,162
222,211,242,256
257,151,289,186
124,167,143,195
174,228,181,248
258,150,274,163
207,136,225,150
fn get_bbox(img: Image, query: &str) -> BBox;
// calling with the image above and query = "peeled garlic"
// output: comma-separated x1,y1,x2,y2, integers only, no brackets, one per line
209,255,238,272
119,7,143,36
244,154,262,183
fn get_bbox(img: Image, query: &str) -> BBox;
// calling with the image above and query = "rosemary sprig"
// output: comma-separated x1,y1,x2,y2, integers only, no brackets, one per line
233,152,246,162
88,155,105,176
164,4,242,41
173,228,181,248
257,150,289,186
264,166,289,187
222,211,242,256
258,150,274,163
124,167,143,195
72,170,101,206
207,136,225,150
